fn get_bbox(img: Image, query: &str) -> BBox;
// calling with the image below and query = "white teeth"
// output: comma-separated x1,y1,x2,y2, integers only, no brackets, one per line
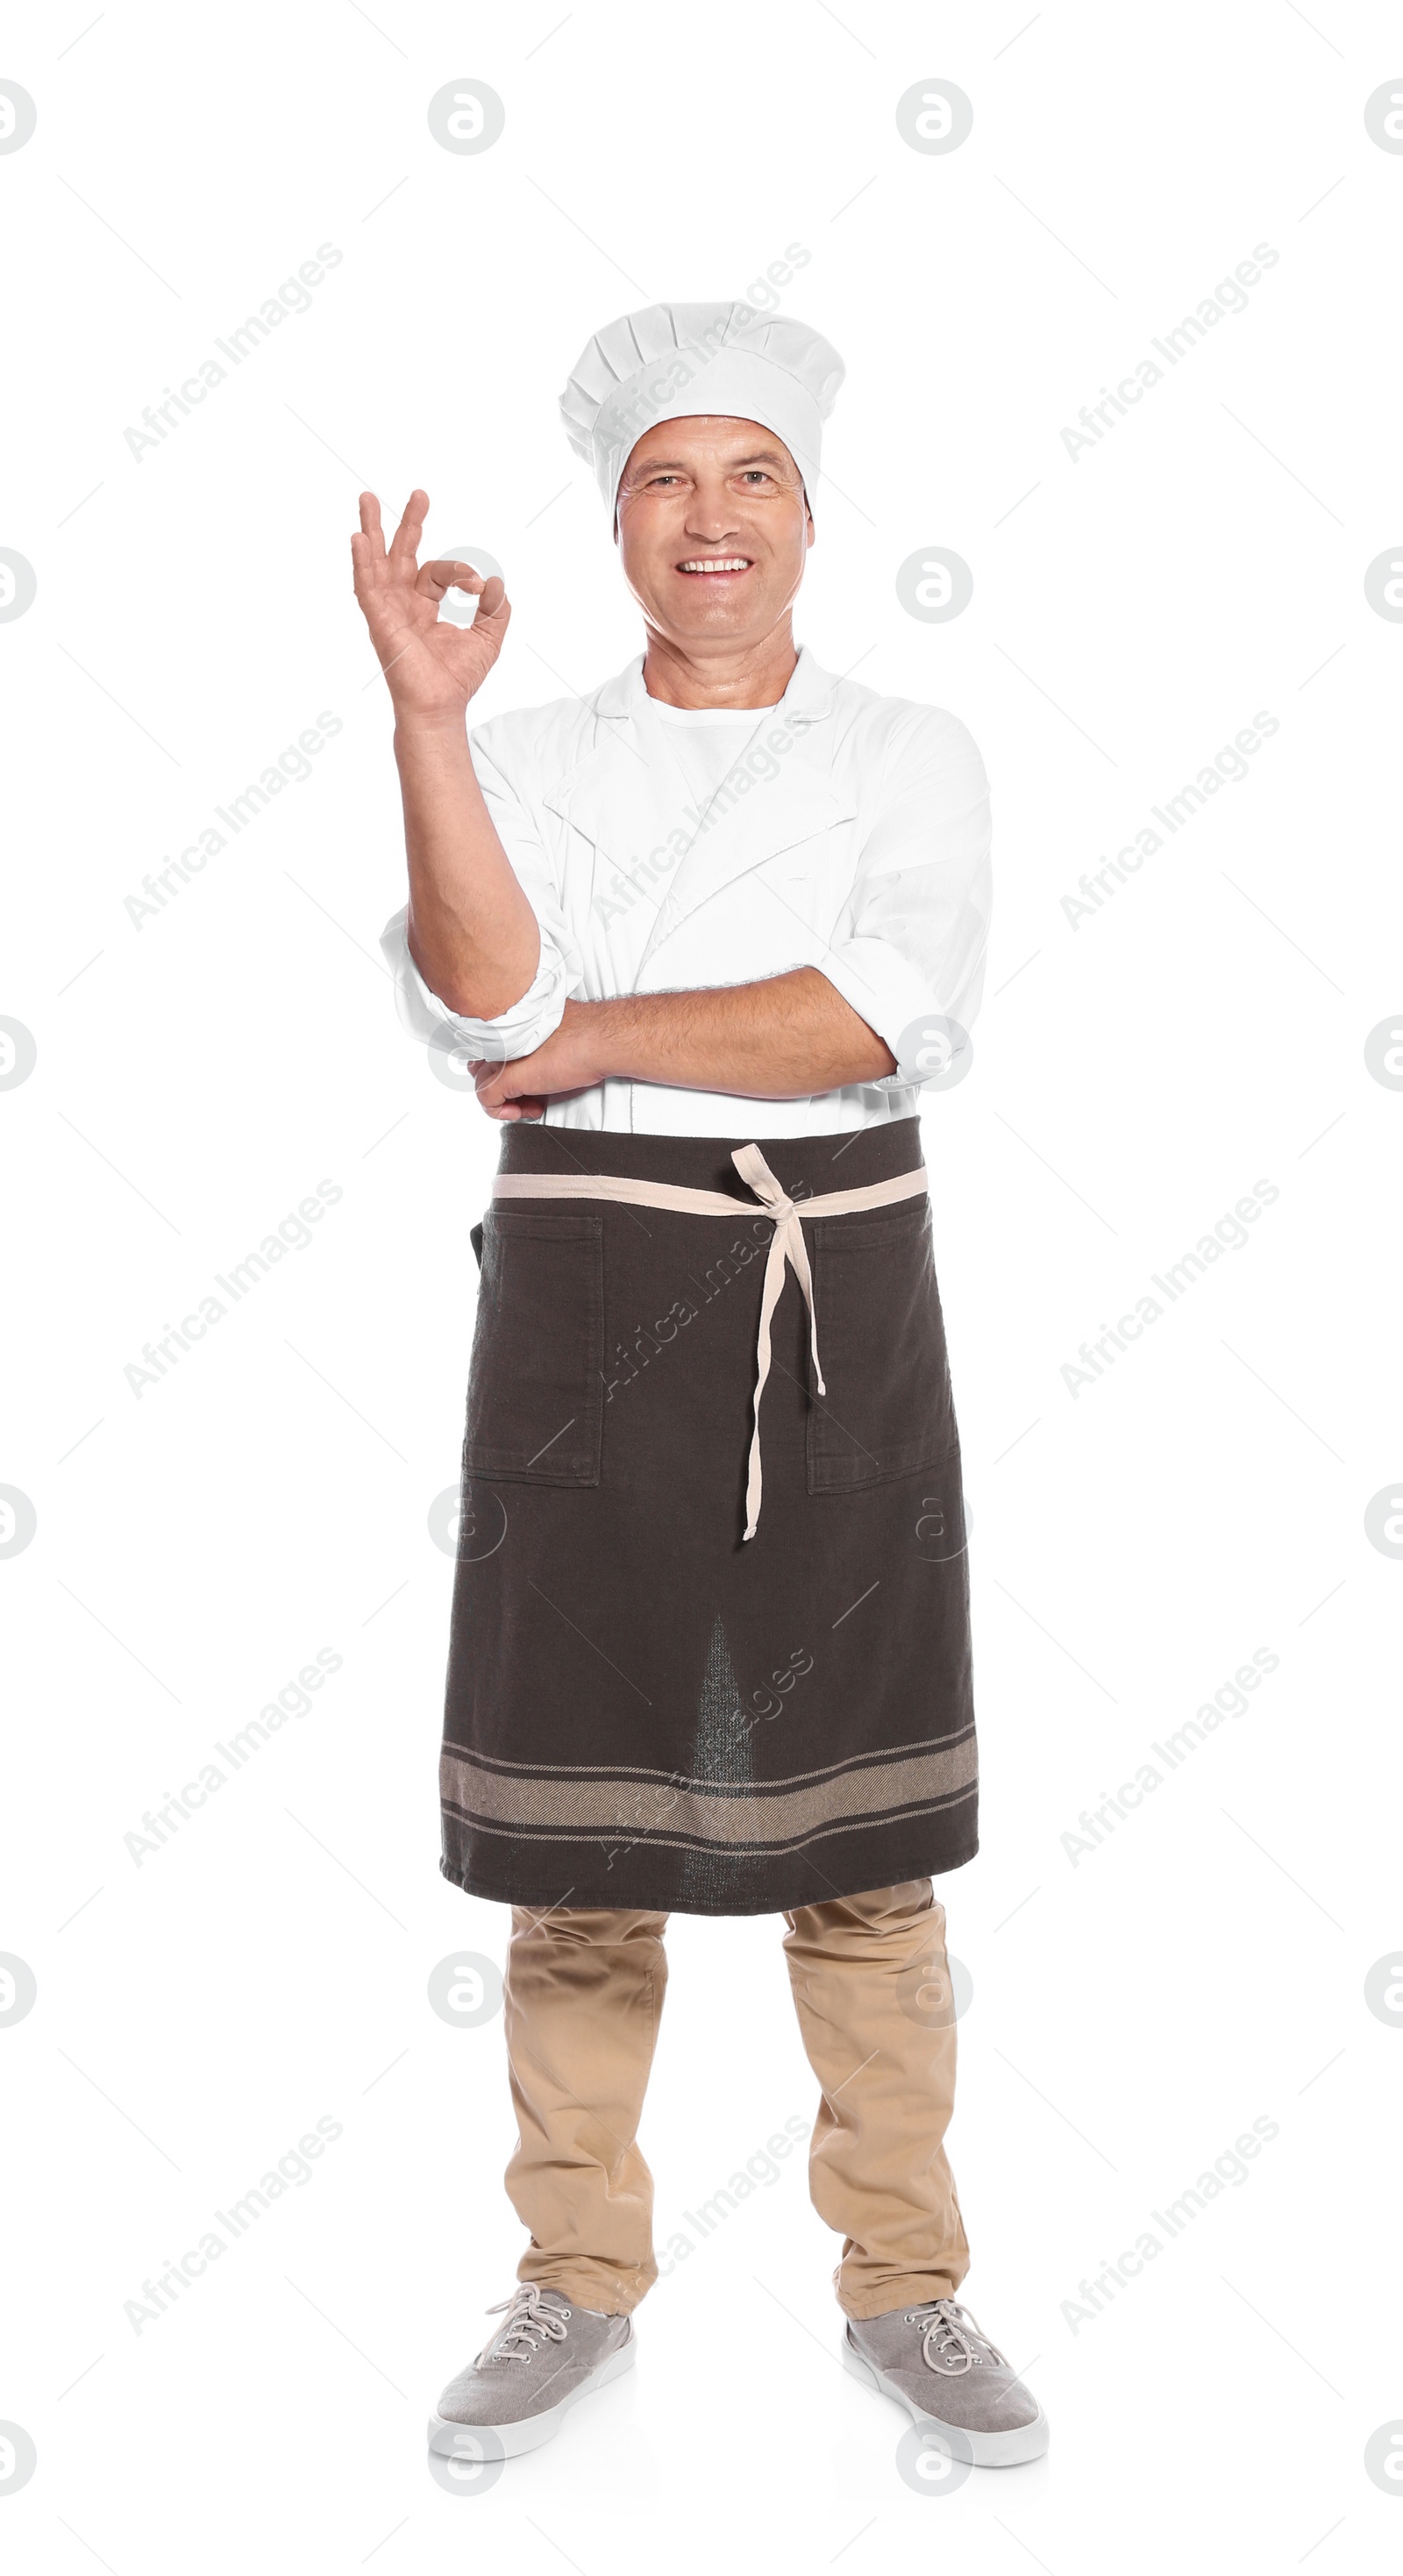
679,558,750,572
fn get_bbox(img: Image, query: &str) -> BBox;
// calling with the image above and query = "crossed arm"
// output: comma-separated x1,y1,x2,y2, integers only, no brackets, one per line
396,715,895,1124
465,972,898,1122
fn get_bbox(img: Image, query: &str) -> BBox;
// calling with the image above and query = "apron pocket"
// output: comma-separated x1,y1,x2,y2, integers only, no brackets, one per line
806,1200,958,1492
464,1206,603,1485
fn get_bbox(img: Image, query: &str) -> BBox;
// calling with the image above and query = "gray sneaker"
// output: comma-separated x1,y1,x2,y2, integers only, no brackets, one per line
427,2283,636,2460
843,2296,1049,2467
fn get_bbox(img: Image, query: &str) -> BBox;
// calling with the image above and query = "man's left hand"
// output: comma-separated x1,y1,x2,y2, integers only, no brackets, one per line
469,1002,601,1121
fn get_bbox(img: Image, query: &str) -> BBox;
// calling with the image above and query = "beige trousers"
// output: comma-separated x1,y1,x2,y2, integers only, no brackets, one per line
502,1878,970,2322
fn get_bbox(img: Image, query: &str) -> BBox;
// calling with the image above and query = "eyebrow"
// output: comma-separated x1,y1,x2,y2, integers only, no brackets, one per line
630,449,791,474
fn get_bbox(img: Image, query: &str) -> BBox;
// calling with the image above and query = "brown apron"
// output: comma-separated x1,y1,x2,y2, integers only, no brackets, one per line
441,1116,977,1915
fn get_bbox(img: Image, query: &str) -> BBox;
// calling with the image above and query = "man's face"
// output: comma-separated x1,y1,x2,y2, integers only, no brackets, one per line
615,416,813,649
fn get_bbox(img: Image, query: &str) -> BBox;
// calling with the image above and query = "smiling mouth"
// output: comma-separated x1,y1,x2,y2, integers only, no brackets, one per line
675,557,753,576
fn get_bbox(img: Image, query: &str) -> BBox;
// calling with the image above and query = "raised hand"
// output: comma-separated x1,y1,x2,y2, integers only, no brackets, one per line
351,488,510,726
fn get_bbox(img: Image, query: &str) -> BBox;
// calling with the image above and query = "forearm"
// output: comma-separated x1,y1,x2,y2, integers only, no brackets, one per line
588,969,896,1097
395,720,540,1019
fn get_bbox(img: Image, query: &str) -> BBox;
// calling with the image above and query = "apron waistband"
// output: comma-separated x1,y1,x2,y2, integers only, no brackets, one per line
492,1142,929,1540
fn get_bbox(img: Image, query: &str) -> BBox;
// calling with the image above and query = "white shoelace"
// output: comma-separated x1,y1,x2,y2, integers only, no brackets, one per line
478,2282,572,2367
905,2297,1010,2376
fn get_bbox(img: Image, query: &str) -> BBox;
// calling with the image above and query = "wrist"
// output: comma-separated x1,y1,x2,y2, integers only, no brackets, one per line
570,994,619,1085
394,712,471,755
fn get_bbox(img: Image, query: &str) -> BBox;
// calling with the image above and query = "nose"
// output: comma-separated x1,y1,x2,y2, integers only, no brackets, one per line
683,479,742,544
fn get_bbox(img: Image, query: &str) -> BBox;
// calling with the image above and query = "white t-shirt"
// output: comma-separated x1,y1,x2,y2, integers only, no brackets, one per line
644,697,780,820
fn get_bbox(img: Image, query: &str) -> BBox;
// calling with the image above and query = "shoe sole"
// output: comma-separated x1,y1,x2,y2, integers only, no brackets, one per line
427,2331,636,2460
841,2332,1050,2467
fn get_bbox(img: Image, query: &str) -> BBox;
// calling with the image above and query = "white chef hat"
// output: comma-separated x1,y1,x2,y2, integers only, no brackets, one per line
559,301,845,522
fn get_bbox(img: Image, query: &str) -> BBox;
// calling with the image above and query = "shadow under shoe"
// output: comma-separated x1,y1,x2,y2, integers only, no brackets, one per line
428,2282,635,2460
844,2297,1049,2468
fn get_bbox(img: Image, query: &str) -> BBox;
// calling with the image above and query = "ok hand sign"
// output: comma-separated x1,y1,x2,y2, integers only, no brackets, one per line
351,488,510,726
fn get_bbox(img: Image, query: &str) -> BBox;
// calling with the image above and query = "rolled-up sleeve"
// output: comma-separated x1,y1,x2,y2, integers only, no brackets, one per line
379,732,582,1059
819,710,993,1087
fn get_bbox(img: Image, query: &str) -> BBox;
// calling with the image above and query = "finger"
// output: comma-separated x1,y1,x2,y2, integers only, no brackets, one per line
388,488,430,564
349,529,383,601
466,577,510,640
356,492,386,557
473,1051,535,1105
477,1094,544,1122
415,559,486,601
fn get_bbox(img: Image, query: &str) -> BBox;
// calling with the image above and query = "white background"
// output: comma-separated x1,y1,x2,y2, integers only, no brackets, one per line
3,0,1401,2565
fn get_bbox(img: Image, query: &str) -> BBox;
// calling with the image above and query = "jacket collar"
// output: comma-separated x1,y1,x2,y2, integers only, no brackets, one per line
542,645,854,964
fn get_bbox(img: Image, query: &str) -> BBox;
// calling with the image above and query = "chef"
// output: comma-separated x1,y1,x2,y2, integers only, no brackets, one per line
353,299,1047,2471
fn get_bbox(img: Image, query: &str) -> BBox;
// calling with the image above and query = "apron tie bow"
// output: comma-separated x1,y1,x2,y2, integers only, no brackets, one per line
730,1144,826,1541
490,1146,929,1541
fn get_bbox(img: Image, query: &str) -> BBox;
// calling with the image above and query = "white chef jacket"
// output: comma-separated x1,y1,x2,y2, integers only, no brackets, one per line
380,643,992,1137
